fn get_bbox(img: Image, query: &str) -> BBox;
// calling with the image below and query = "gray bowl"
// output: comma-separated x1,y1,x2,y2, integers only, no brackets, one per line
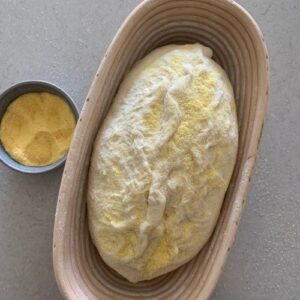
0,81,79,174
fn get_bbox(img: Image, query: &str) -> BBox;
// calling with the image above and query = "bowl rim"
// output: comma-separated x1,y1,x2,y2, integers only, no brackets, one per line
0,80,79,174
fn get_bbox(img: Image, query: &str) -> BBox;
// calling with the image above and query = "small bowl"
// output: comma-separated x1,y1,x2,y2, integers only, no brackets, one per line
0,81,79,174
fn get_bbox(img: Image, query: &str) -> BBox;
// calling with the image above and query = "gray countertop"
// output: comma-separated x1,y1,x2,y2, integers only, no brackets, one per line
0,1,299,299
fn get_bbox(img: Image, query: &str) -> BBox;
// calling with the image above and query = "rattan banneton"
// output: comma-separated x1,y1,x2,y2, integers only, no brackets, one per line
53,0,269,299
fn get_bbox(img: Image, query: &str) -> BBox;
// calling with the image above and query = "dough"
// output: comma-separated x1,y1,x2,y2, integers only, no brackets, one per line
88,44,238,283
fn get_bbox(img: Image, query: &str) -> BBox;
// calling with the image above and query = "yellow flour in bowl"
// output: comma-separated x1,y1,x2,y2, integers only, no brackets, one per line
0,92,76,166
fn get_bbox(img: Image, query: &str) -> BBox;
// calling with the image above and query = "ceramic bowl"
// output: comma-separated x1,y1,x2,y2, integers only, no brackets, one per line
53,0,269,299
0,81,79,173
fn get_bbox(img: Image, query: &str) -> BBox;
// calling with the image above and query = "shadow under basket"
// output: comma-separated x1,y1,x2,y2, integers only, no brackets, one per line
53,0,269,299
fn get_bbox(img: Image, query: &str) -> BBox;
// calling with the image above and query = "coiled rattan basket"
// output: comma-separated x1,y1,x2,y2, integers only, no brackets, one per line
53,0,269,299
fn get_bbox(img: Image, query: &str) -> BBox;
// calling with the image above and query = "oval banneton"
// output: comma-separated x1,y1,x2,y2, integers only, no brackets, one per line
53,0,269,299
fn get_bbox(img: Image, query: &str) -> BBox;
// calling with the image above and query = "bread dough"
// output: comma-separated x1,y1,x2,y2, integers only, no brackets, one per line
88,44,238,282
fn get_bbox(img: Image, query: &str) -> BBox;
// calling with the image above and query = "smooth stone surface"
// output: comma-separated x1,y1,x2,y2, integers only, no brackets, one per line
0,1,298,299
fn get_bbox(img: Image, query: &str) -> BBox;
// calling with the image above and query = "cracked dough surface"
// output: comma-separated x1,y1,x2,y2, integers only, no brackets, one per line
88,44,238,282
